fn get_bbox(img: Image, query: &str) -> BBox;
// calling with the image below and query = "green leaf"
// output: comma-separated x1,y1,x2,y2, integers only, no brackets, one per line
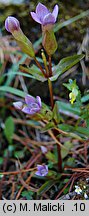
53,101,63,123
4,71,34,79
46,152,57,163
5,53,27,86
0,62,2,69
54,10,89,32
19,64,47,82
81,94,89,103
21,191,34,200
41,122,55,133
39,104,53,121
63,79,78,91
14,150,24,159
57,100,81,117
4,116,15,144
66,158,75,167
37,180,55,196
61,141,73,159
0,86,26,97
81,106,89,127
58,124,89,138
0,157,3,165
50,54,84,81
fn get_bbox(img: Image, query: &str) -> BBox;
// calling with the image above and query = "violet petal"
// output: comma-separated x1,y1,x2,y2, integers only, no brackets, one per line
22,106,40,115
43,13,55,25
52,5,59,21
13,101,23,110
36,3,49,22
25,95,35,106
5,16,20,33
37,165,43,170
30,12,42,24
29,106,41,114
35,171,41,176
36,165,48,176
36,96,42,107
22,106,31,114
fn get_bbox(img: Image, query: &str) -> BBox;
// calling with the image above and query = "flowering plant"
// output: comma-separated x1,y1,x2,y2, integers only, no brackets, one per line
3,2,89,197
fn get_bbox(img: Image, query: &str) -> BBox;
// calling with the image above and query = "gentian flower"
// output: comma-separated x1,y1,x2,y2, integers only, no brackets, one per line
13,95,42,115
30,3,59,26
35,165,48,177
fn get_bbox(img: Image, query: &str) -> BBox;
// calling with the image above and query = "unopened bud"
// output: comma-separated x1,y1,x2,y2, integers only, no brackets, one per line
5,16,35,58
5,16,20,33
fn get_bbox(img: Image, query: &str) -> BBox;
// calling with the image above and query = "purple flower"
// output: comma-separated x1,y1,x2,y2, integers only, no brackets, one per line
5,16,20,33
30,3,59,26
13,95,42,115
35,165,48,177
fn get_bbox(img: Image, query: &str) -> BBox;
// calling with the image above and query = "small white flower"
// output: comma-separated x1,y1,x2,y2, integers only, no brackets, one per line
84,193,88,199
75,185,82,195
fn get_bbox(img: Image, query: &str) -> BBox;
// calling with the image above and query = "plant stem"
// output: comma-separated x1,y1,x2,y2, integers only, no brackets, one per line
48,79,62,172
49,56,52,77
34,57,47,78
55,129,62,172
48,57,62,172
48,79,54,109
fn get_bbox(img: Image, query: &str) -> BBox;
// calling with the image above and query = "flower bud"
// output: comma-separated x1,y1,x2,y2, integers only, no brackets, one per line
5,16,20,33
5,16,35,58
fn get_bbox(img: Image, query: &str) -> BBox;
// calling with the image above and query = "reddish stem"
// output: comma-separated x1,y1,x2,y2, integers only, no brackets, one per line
49,56,52,77
34,57,47,78
48,79,54,109
48,60,62,172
